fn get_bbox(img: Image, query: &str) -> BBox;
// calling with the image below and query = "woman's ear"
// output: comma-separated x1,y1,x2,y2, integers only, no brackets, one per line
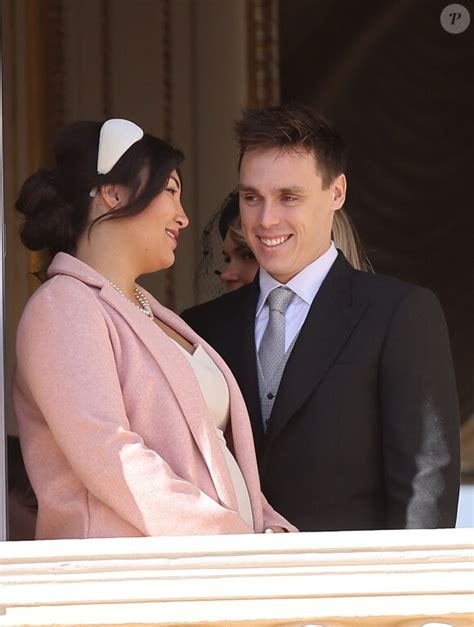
99,184,130,211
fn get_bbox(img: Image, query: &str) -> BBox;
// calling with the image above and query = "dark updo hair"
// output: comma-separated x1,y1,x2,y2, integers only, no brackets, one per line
16,120,184,257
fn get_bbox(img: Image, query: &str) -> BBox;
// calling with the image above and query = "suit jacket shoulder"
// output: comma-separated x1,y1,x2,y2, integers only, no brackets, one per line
351,264,430,304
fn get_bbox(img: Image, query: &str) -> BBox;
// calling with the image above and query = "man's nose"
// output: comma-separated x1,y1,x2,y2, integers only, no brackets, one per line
259,201,279,228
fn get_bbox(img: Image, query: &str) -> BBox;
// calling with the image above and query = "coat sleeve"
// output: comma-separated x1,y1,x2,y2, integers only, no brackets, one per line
15,282,254,536
261,492,299,532
380,286,460,528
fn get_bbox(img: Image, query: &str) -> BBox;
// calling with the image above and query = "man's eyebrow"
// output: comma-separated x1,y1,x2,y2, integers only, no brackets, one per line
279,185,305,194
238,184,258,192
239,184,305,194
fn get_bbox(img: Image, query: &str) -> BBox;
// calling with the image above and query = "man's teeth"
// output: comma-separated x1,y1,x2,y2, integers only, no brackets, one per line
260,235,289,247
166,230,176,239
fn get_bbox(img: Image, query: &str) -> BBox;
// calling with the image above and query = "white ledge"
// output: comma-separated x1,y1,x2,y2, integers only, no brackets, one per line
0,528,473,626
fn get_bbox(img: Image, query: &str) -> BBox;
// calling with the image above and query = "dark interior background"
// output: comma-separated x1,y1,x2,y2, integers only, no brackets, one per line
279,0,474,423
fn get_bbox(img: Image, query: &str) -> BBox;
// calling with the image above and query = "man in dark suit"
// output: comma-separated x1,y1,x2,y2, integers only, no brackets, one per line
182,104,460,531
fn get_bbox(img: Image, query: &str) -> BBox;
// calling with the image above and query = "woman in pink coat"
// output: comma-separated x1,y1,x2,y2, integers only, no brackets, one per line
13,119,296,539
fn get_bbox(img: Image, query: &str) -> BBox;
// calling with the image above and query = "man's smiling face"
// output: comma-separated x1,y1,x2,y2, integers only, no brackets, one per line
239,147,346,284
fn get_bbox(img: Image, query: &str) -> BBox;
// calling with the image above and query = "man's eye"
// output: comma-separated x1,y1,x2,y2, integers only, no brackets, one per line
222,255,230,264
243,194,258,203
282,195,297,202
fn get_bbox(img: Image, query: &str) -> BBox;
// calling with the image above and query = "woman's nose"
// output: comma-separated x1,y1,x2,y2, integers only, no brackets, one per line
176,202,189,228
220,264,238,284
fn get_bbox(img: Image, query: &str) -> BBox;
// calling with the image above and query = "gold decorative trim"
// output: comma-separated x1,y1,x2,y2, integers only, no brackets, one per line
25,0,48,291
162,0,175,310
25,0,44,172
43,0,64,153
246,0,280,108
8,0,19,196
162,0,172,144
25,0,64,291
101,0,111,118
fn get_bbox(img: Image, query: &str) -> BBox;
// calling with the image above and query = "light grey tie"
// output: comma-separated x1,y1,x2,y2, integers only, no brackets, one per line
258,286,294,385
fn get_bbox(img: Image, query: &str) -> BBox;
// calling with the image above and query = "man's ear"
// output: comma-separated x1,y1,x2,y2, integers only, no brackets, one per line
99,184,130,211
332,174,347,211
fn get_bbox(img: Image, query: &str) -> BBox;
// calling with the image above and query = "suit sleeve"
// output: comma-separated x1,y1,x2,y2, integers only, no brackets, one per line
380,286,460,528
15,284,254,536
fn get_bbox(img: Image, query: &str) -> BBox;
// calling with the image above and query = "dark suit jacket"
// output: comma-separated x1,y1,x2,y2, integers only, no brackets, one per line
182,252,460,531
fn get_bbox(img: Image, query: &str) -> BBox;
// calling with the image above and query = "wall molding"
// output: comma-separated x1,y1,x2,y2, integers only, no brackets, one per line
246,0,279,107
1,528,473,626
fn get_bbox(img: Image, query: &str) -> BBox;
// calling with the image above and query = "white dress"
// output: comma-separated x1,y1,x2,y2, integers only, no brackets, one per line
171,339,254,527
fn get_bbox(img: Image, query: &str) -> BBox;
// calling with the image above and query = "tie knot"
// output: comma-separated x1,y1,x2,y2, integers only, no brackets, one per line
266,287,294,314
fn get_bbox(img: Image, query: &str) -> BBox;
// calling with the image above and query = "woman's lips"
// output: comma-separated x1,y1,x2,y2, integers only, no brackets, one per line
165,229,179,242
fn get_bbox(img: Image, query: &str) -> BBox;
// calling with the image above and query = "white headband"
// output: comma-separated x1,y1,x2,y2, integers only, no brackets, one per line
97,118,144,174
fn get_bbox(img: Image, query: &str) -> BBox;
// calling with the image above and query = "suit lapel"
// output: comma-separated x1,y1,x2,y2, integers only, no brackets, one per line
220,280,264,454
264,254,368,449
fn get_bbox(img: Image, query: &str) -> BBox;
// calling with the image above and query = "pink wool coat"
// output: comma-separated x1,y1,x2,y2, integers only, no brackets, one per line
13,253,296,539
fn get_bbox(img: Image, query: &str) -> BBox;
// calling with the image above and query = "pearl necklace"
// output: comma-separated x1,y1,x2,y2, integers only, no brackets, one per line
109,282,154,319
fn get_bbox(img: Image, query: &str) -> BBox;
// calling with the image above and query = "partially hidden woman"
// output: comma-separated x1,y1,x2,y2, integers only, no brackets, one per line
13,119,296,539
216,191,259,291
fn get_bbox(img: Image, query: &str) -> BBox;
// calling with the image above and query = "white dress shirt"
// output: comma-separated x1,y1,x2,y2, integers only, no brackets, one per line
255,243,338,352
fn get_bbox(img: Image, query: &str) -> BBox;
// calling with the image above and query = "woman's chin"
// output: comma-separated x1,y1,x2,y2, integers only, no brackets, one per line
142,253,175,275
160,253,176,270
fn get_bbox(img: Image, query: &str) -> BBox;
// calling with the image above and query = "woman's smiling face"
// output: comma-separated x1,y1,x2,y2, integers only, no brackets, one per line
125,171,189,273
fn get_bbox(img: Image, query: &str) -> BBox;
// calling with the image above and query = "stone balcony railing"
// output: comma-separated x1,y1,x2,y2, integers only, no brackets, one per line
0,528,473,626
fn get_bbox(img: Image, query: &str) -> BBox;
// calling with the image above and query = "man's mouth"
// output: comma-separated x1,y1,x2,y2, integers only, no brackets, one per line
258,235,291,248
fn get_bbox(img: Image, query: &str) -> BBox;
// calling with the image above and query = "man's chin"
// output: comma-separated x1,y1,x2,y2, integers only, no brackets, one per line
259,264,296,284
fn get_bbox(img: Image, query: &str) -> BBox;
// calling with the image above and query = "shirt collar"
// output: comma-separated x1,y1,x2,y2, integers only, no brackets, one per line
256,242,338,316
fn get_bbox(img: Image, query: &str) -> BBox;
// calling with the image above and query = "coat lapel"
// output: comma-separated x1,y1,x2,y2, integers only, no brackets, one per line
99,284,240,513
264,254,368,449
144,293,264,530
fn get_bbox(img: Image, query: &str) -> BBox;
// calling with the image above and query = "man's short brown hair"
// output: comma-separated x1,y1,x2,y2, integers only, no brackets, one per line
235,104,346,189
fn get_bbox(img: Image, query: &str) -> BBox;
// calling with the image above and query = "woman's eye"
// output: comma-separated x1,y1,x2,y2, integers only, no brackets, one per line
166,187,177,195
240,251,255,261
